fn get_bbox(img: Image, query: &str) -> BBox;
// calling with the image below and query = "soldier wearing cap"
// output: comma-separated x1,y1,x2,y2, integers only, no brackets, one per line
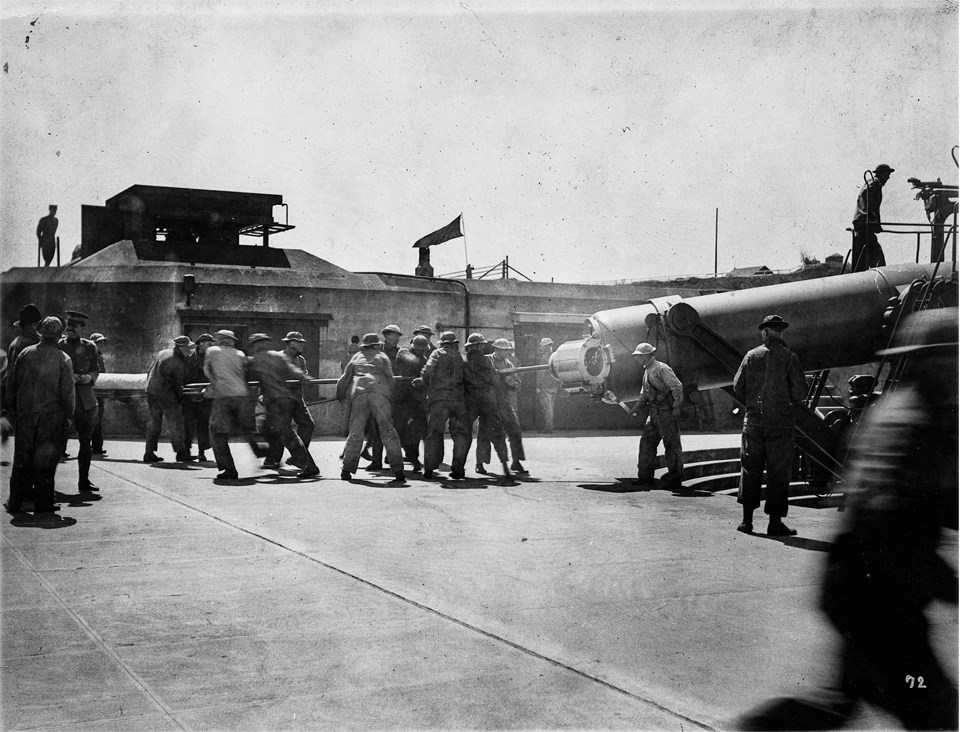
4,316,75,524
463,333,511,479
366,325,405,469
144,336,196,463
733,314,806,537
393,335,431,471
58,310,101,491
535,336,562,433
204,330,261,481
5,304,42,381
851,163,893,272
89,333,108,456
183,333,215,462
247,334,320,479
37,205,58,267
336,333,406,483
412,325,437,354
479,338,526,474
417,331,470,479
630,343,685,489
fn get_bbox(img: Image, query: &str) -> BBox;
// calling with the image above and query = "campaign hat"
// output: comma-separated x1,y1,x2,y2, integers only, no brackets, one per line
414,325,435,336
492,338,513,350
282,331,306,342
14,304,42,328
539,337,554,348
757,314,790,331
361,332,383,347
439,331,459,345
381,324,403,336
172,335,195,348
247,333,272,347
89,332,107,343
196,333,215,343
632,342,656,356
214,329,239,343
874,163,895,174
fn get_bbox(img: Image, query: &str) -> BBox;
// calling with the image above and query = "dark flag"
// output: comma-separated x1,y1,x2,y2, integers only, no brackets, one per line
413,215,463,249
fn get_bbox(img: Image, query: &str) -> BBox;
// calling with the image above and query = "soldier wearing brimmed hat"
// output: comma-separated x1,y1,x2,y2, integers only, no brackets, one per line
143,336,197,464
411,325,437,354
183,334,215,462
732,314,806,537
6,304,42,380
204,330,264,481
4,315,75,525
271,331,315,464
630,342,685,490
58,310,101,492
247,333,320,479
480,338,526,474
851,163,894,272
417,331,470,479
337,333,407,484
463,333,511,480
535,336,562,433
366,325,405,469
88,333,109,456
391,335,431,471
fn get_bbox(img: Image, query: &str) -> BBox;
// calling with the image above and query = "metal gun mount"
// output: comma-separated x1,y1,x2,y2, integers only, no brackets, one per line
547,334,613,396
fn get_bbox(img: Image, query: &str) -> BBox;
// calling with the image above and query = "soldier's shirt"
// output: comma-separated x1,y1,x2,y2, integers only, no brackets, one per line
58,337,100,411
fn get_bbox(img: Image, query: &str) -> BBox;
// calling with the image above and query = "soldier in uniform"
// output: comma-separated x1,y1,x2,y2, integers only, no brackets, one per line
58,310,101,492
417,331,470,480
247,334,320,479
337,333,406,484
851,163,893,272
393,335,431,472
480,338,526,474
535,337,562,433
3,304,43,506
630,343,685,489
4,316,75,524
733,314,806,536
183,333,214,462
463,333,511,480
367,324,404,470
89,332,108,456
36,205,58,267
144,335,196,463
412,325,437,355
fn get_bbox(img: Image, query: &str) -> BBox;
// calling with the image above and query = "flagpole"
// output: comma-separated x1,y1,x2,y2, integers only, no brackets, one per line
461,212,468,272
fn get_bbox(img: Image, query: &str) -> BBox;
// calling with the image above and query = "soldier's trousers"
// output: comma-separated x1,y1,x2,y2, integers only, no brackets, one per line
266,397,317,471
737,425,794,518
145,394,188,456
424,400,471,473
637,407,684,482
342,393,402,473
477,399,524,465
11,412,65,513
467,400,509,465
209,396,257,473
397,399,427,462
183,398,211,453
536,388,556,433
369,397,407,466
73,404,98,485
91,398,106,452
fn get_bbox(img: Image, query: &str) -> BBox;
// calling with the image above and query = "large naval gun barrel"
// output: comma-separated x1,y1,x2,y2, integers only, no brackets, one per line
548,261,955,405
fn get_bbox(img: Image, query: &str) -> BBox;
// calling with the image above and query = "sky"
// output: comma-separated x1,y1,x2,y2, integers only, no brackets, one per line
1,0,957,283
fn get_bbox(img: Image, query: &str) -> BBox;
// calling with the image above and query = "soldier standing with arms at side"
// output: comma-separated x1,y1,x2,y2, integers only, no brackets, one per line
37,205,58,267
58,310,100,492
247,334,320,479
4,316,75,524
417,331,470,480
463,333,511,480
630,343,685,489
3,304,43,506
143,336,196,463
535,337,561,433
183,333,214,462
89,332,108,457
337,333,406,484
733,315,806,537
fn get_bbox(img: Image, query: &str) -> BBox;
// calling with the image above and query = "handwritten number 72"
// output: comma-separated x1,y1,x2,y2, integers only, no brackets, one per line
905,676,927,688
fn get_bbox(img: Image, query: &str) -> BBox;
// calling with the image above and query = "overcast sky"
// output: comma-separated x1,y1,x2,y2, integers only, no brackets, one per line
2,0,957,282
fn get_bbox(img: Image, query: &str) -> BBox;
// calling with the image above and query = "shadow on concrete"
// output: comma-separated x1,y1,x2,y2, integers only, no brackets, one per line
580,481,650,493
347,478,410,488
148,463,204,471
668,488,715,498
55,491,102,507
10,514,78,529
761,534,834,553
213,477,258,486
440,480,488,490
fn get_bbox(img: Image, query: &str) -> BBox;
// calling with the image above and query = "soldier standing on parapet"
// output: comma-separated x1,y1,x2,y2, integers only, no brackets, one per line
37,205,58,267
851,163,893,272
733,315,806,537
337,333,406,484
4,316,75,525
630,343,685,490
143,336,196,464
58,310,100,493
417,331,470,480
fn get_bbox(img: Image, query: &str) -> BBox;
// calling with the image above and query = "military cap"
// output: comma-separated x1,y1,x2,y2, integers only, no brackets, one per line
466,333,486,346
874,163,895,174
282,331,306,342
632,342,657,356
361,332,383,347
64,310,89,324
90,332,107,343
247,333,272,347
214,329,239,342
539,337,554,348
413,325,435,336
196,333,215,343
439,331,459,345
757,314,790,331
492,338,513,350
172,335,195,348
14,304,42,328
381,324,403,336
411,335,430,350
38,315,65,337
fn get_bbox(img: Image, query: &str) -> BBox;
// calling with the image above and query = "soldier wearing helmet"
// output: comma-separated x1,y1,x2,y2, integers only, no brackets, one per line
366,325,405,470
479,338,527,474
391,334,431,472
417,331,469,479
463,333,511,480
630,342,685,490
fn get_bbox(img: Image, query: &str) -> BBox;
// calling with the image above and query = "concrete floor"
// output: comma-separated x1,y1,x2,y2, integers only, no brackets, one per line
2,432,956,731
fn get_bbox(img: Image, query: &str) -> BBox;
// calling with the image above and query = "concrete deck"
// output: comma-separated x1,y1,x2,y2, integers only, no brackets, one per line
2,432,956,731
